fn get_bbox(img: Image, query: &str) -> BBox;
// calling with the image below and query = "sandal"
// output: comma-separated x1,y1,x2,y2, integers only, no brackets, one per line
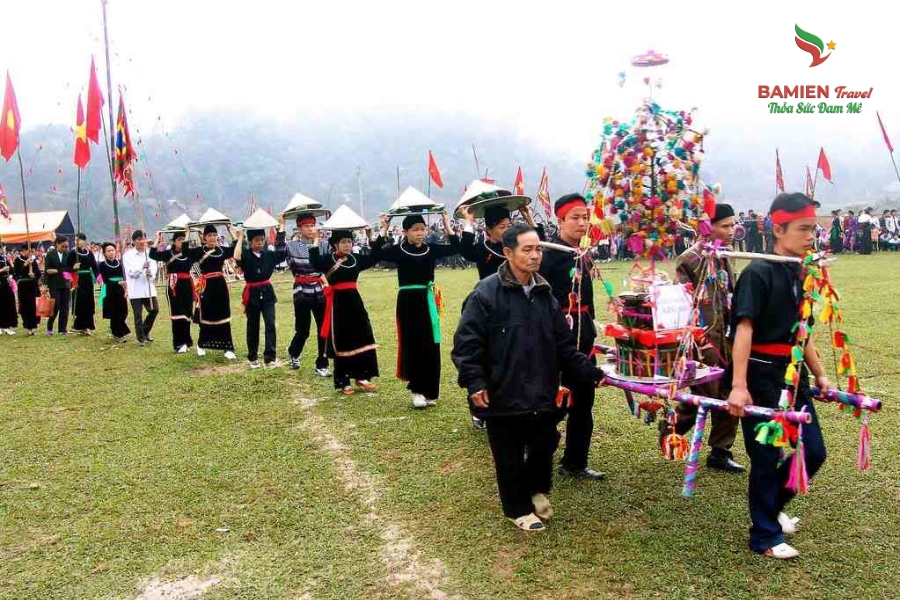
341,386,355,396
531,493,553,520
509,513,544,532
357,380,377,392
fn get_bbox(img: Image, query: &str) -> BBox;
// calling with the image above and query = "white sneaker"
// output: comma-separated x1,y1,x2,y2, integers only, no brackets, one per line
778,512,800,535
315,367,332,377
425,399,437,407
4,329,14,335
224,351,237,360
763,542,800,559
177,345,188,354
249,360,262,369
197,347,207,357
412,394,428,409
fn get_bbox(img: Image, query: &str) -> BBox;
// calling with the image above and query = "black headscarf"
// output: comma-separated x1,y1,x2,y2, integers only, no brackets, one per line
402,215,425,230
712,203,735,223
484,206,511,228
329,229,353,247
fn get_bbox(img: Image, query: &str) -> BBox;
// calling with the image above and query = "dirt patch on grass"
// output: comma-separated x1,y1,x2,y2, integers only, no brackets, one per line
295,392,458,599
191,364,246,377
134,574,221,599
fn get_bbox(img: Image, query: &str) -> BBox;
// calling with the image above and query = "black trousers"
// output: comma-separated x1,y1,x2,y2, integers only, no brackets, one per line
560,352,597,471
47,287,70,333
735,360,827,552
130,297,159,342
247,301,277,362
486,413,559,519
288,297,328,369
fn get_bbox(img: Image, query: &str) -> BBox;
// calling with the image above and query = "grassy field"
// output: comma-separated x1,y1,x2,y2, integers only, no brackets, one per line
1,253,898,599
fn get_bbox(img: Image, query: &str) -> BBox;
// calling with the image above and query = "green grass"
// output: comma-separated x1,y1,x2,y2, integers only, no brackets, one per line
1,254,898,599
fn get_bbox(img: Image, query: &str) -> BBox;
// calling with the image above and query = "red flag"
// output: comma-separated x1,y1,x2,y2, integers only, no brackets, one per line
267,206,276,245
805,165,814,197
114,94,137,196
817,147,833,183
480,177,496,184
513,166,525,195
73,94,91,169
536,167,552,219
877,111,894,154
86,57,104,145
427,151,444,188
775,148,785,192
0,73,22,162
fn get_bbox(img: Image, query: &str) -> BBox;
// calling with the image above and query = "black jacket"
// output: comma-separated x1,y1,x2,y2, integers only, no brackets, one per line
452,262,602,419
42,248,73,290
537,234,596,352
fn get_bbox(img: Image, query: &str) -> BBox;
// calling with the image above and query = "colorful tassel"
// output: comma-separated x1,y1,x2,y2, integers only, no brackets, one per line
858,418,871,471
784,431,809,495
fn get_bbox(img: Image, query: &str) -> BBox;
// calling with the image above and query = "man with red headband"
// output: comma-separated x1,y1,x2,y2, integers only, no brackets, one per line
726,192,833,559
538,193,605,481
285,213,331,376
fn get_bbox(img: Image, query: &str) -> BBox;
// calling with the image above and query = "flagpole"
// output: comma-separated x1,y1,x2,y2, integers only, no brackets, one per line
15,148,31,250
101,0,122,246
396,166,400,196
76,169,81,233
888,152,900,187
472,144,480,178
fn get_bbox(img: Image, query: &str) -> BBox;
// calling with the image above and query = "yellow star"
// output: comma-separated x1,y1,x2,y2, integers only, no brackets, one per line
75,123,87,142
827,40,836,50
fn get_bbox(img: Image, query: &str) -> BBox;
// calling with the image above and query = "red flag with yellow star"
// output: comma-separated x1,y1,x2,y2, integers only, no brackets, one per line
0,73,21,162
73,94,91,169
513,166,525,195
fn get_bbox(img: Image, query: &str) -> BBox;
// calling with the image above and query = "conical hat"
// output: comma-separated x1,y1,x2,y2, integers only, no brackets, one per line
454,179,529,218
320,204,369,230
459,180,510,204
281,192,324,217
163,213,192,231
194,207,232,225
242,208,280,229
390,186,438,211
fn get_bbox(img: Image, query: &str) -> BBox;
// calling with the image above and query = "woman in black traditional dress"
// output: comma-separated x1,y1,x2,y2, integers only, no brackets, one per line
0,242,18,334
186,224,237,359
12,244,41,334
69,233,99,334
97,242,131,341
310,228,379,395
151,230,195,353
369,210,460,408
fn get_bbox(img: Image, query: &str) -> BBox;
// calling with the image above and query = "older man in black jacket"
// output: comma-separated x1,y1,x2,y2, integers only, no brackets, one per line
452,224,602,532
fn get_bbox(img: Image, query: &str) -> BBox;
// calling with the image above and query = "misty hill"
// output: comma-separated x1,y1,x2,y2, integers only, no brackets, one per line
2,110,898,239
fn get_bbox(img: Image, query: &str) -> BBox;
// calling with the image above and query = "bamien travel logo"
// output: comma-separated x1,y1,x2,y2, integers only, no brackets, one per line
795,24,834,68
757,24,871,115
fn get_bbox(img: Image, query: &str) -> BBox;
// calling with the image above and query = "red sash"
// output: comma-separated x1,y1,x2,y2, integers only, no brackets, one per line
751,343,793,357
242,279,272,307
169,272,198,302
294,275,321,285
197,271,224,295
320,282,359,339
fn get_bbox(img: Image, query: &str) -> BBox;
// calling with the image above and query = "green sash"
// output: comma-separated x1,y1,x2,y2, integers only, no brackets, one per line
99,277,123,309
398,282,440,343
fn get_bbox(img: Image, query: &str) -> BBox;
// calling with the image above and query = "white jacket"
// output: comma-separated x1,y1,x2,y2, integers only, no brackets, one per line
123,247,159,299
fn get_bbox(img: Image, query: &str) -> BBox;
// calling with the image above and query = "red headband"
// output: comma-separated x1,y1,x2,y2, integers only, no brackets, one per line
298,216,317,226
770,205,817,225
556,199,587,220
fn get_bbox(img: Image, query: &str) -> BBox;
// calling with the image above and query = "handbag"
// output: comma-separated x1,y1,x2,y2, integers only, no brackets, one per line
37,293,56,318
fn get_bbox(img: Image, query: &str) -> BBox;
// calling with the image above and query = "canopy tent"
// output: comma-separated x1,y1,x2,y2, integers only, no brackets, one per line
0,211,75,245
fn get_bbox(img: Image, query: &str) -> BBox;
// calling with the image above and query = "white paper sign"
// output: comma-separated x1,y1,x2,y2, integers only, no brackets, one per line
650,283,692,331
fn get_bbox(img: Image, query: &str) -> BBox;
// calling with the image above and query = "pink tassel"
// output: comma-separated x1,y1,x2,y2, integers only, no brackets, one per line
858,418,871,471
785,428,809,495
